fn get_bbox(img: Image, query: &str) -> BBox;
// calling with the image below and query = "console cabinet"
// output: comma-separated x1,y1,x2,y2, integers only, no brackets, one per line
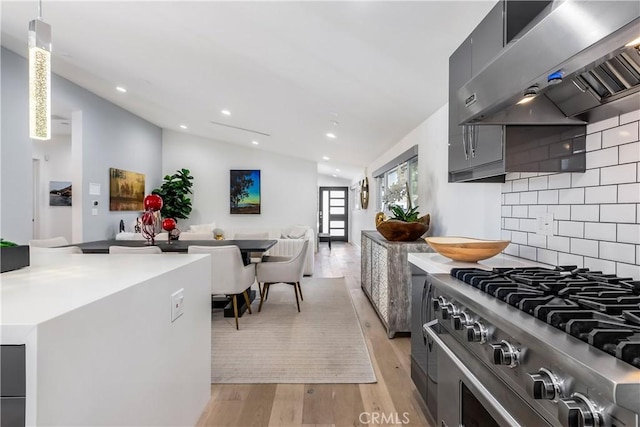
361,231,431,338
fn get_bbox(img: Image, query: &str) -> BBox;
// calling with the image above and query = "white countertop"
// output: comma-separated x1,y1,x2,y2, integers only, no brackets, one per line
408,252,552,274
0,254,208,327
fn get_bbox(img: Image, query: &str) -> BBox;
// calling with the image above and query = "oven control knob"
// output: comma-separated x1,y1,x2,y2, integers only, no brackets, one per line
441,303,459,320
558,393,602,427
526,368,562,401
489,340,520,368
452,312,472,330
432,296,447,312
465,321,488,344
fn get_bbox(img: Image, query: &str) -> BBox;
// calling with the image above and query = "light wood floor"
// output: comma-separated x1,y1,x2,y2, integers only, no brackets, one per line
197,242,434,427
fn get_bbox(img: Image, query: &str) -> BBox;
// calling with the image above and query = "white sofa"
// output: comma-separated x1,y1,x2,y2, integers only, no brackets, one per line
221,226,315,276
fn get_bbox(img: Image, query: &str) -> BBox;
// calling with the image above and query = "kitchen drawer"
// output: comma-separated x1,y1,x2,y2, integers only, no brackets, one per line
0,345,25,397
1,397,25,427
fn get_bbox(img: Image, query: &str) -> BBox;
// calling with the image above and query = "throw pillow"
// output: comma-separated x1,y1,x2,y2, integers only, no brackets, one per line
189,222,216,233
287,225,308,239
234,232,269,240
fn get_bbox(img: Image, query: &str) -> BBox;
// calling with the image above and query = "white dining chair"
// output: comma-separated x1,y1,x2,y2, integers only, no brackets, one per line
256,240,308,312
29,236,69,248
108,246,163,254
187,245,256,330
178,232,214,240
234,232,270,263
30,246,83,254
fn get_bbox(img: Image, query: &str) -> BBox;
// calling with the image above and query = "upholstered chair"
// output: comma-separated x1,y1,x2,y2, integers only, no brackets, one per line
255,240,308,313
108,246,163,254
29,236,69,248
187,245,256,330
234,232,270,263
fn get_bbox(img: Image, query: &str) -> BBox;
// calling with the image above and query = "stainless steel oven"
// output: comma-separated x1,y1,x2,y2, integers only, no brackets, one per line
424,320,549,426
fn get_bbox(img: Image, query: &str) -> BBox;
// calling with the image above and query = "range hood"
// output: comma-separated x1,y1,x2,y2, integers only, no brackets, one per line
458,1,640,126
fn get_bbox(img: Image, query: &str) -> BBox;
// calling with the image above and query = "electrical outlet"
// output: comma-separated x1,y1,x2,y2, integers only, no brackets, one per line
536,212,554,236
171,289,184,322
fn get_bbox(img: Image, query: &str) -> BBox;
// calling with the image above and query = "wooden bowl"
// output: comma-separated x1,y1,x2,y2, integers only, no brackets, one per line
424,237,510,262
376,219,429,242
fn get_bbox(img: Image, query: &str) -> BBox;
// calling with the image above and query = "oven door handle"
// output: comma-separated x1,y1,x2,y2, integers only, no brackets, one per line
423,320,522,427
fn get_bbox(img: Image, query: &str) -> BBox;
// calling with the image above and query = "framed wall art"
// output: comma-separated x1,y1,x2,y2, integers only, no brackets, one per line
49,181,72,206
230,169,260,214
109,168,145,211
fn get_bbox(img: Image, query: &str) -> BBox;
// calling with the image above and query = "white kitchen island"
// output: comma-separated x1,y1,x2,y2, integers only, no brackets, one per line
1,254,212,426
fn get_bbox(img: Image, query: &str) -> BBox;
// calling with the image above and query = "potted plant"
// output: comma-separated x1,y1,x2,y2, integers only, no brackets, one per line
1,239,30,273
151,168,194,231
375,184,430,241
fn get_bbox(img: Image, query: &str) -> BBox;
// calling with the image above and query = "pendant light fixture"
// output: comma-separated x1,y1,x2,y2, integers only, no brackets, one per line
28,0,51,140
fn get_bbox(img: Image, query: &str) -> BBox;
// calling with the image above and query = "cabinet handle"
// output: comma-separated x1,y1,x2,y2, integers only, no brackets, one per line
470,125,478,159
462,125,470,160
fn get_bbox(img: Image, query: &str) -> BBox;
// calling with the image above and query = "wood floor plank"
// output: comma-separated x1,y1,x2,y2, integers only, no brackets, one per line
198,242,433,427
268,384,305,427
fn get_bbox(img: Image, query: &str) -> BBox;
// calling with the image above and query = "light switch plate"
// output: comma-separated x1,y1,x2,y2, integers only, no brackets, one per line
536,212,554,236
171,289,184,322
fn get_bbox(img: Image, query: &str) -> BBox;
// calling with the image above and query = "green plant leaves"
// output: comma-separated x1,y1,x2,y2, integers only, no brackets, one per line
152,169,194,221
388,204,421,222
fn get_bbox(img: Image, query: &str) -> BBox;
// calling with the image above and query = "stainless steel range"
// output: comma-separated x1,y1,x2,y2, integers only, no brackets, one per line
421,266,640,427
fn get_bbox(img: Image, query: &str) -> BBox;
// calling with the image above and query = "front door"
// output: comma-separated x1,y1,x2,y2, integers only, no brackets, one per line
318,187,348,242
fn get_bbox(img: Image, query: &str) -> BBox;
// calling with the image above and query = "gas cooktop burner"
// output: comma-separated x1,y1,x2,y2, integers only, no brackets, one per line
451,266,640,368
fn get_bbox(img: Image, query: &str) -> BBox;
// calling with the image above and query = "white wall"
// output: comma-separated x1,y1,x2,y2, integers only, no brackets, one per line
1,48,163,244
318,174,351,187
351,103,502,246
32,136,73,242
163,130,318,232
501,110,640,278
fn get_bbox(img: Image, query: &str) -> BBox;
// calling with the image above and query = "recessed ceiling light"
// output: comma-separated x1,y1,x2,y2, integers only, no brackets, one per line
332,174,337,177
221,110,231,116
326,133,336,139
252,140,259,145
116,86,127,93
180,124,188,129
322,156,330,161
336,168,341,172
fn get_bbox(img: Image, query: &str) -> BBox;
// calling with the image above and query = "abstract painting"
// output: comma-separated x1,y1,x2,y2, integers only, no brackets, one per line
49,181,72,206
230,170,260,214
109,168,145,211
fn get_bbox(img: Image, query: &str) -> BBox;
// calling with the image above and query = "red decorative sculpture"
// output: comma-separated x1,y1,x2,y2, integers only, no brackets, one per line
141,194,163,245
162,218,177,243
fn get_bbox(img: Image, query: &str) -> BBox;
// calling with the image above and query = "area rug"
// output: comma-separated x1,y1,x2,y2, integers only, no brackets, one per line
211,277,377,383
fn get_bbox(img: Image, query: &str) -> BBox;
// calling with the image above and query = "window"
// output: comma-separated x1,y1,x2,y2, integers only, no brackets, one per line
378,158,418,212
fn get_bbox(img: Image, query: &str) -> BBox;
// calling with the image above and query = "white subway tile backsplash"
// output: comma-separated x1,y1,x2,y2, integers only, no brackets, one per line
529,176,548,191
587,116,619,134
504,193,520,205
505,173,520,181
521,173,539,178
513,206,528,218
548,235,570,252
559,188,584,204
548,205,571,220
637,246,640,265
584,186,617,204
585,133,602,152
528,233,546,248
537,249,558,266
600,204,636,223
617,262,640,281
601,163,637,185
501,230,512,241
600,241,636,264
520,219,537,232
620,111,640,125
502,206,512,218
504,243,519,256
617,224,640,244
512,179,529,192
586,147,618,169
558,252,584,268
512,231,528,244
520,191,538,205
502,181,512,193
618,183,640,203
504,218,519,230
559,221,584,238
619,142,640,164
519,245,537,261
584,222,616,241
548,174,571,189
584,257,616,275
571,238,598,257
571,205,599,222
602,122,639,148
528,205,548,218
539,190,559,204
571,169,600,188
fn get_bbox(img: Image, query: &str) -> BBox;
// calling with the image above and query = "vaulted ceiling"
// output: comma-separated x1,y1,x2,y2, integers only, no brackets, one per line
2,1,496,180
